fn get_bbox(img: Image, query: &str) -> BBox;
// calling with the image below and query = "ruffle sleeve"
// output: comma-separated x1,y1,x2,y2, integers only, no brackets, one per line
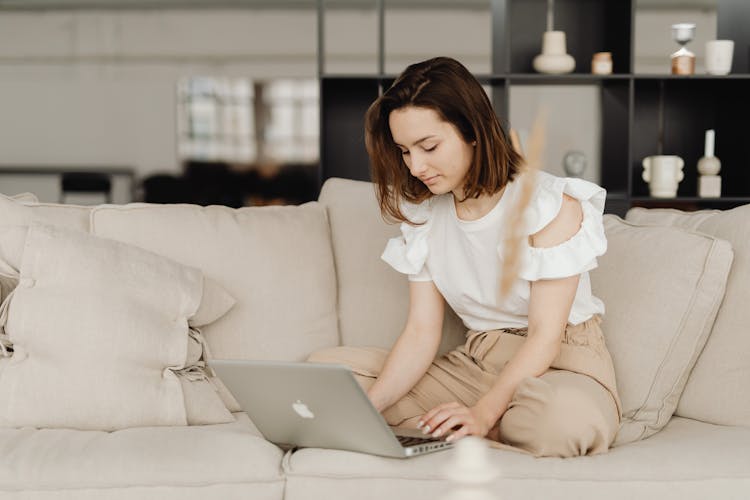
381,199,433,280
517,174,607,281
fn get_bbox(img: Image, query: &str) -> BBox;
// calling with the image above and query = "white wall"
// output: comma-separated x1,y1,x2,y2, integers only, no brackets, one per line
325,8,492,74
0,4,718,195
0,7,492,184
0,9,320,180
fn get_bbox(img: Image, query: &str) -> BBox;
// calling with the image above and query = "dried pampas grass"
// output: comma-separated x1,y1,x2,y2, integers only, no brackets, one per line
499,112,546,299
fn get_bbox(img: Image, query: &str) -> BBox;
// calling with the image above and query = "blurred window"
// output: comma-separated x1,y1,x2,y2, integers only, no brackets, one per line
177,77,255,162
262,79,319,163
177,77,318,164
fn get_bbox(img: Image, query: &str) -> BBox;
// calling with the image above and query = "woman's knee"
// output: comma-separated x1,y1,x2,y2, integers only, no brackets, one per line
306,346,349,364
498,371,618,457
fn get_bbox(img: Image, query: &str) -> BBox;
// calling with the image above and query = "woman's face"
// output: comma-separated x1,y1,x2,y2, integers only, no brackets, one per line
388,106,475,196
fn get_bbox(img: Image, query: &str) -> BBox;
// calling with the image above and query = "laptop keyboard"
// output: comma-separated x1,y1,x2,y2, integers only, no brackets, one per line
397,435,441,447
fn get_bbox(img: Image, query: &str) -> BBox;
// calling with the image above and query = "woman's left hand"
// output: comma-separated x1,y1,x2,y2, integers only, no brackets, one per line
417,402,496,443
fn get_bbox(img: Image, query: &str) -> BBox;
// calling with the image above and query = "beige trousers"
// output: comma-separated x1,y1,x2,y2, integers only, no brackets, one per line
307,315,621,458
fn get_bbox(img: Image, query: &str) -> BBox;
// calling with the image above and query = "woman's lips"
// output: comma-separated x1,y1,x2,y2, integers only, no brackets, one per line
423,175,440,185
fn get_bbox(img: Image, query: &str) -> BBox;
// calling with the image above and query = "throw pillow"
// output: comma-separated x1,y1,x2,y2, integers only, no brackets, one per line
590,216,733,445
10,193,39,203
0,225,234,329
626,205,750,426
0,193,90,232
0,222,234,430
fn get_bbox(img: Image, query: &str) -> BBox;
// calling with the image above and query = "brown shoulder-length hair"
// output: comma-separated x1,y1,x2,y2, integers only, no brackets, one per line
365,56,523,224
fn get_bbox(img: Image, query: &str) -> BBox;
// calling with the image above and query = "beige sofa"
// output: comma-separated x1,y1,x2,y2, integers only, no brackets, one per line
1,177,748,499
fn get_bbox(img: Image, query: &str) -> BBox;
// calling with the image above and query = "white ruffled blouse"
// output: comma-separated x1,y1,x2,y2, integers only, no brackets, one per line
381,171,607,330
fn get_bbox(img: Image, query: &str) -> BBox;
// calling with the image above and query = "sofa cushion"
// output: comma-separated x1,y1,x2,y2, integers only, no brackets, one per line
283,417,750,500
318,178,465,355
91,202,339,362
0,412,285,499
590,216,733,444
0,222,233,430
626,205,750,425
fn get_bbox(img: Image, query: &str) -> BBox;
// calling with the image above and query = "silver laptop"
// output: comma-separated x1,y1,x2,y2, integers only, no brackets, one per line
210,359,452,458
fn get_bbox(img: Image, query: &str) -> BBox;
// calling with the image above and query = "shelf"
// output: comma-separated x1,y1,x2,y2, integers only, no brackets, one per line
322,73,750,82
319,0,750,212
633,74,750,80
631,197,750,203
606,192,629,201
629,197,750,211
508,73,631,80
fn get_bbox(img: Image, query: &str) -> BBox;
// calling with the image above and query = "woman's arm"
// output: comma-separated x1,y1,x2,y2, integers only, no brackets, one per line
367,279,445,412
419,194,584,441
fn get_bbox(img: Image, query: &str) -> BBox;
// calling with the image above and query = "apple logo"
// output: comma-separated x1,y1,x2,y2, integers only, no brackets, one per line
292,399,315,419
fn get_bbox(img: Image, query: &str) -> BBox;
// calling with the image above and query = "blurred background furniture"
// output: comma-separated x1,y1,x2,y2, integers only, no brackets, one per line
60,172,113,205
0,167,135,205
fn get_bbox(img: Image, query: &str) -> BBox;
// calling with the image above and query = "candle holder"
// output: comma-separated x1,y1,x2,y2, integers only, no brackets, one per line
533,0,575,74
697,129,721,198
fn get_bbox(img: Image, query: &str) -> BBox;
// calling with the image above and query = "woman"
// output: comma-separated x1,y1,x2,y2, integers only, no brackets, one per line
309,57,621,458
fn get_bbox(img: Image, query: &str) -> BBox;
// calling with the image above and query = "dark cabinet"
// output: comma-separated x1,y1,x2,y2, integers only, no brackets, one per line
320,0,750,215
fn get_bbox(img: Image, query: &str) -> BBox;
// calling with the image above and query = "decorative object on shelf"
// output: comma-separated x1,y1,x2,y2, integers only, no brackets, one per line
563,150,587,178
697,129,722,198
441,436,496,500
671,23,696,75
705,40,734,75
591,52,613,75
642,155,685,198
533,0,575,75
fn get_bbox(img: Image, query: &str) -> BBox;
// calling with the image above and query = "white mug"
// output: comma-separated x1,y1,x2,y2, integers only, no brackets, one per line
705,40,734,75
642,155,684,198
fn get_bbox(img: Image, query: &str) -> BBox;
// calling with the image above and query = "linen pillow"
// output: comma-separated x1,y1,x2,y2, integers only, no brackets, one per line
626,205,750,425
0,222,234,430
0,225,235,330
0,193,90,232
590,216,733,445
90,202,339,362
9,193,39,203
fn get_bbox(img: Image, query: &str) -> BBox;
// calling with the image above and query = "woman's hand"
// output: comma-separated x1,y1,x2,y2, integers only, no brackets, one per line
417,402,499,443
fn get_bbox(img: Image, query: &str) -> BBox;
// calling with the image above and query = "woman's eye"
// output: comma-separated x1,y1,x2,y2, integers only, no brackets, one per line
424,145,437,152
400,150,410,156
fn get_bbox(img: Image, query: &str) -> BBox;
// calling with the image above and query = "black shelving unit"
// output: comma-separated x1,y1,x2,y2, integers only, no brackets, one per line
319,0,750,215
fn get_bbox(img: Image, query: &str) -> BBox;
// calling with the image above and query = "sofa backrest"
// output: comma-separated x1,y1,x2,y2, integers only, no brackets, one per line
318,178,466,354
591,215,733,443
2,193,342,363
91,202,340,362
626,205,750,427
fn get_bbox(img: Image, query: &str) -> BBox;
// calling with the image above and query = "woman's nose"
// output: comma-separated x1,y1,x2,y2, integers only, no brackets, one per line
409,152,428,177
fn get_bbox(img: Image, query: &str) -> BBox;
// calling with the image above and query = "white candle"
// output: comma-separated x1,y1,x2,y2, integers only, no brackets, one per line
704,129,715,158
547,0,554,31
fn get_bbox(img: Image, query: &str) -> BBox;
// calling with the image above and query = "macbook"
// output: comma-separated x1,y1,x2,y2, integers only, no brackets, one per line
210,359,452,458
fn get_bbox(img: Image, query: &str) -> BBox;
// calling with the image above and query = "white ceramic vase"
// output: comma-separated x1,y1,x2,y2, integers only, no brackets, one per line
642,155,684,198
533,31,575,74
